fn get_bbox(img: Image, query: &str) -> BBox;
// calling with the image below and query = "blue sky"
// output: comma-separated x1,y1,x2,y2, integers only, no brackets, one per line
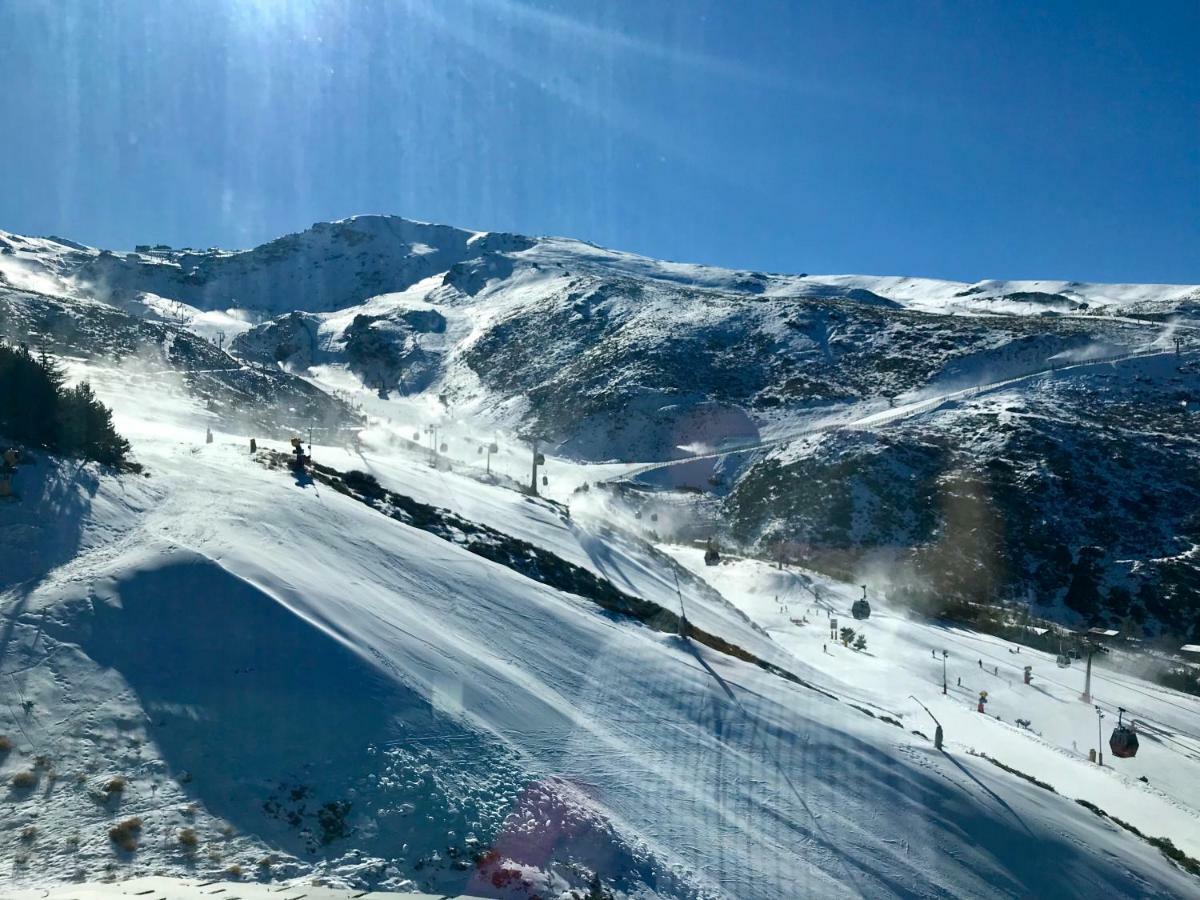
1,0,1196,282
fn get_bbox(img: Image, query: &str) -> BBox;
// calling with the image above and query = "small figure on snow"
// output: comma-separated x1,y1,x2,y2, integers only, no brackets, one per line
289,436,310,473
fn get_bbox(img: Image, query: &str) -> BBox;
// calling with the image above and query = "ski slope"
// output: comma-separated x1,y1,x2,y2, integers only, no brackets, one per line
668,550,1200,861
3,359,1200,898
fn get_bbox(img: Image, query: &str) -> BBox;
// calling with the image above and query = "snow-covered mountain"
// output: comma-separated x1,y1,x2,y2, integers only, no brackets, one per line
4,216,1199,634
3,216,1200,897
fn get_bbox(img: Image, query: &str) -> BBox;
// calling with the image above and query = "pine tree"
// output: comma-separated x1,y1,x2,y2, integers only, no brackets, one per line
0,342,129,465
853,633,867,652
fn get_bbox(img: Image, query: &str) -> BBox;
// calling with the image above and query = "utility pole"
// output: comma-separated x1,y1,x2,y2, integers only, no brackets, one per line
485,441,498,476
942,650,949,695
1095,706,1105,766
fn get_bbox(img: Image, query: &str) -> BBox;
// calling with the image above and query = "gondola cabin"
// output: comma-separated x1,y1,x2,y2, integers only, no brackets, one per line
1109,708,1139,759
851,585,871,620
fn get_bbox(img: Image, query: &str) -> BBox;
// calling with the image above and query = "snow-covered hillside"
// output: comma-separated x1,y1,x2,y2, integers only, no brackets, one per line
3,360,1200,899
5,215,1200,630
5,215,1197,460
4,215,1200,897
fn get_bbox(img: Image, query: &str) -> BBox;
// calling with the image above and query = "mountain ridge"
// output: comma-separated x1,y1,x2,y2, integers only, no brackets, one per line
4,214,1198,318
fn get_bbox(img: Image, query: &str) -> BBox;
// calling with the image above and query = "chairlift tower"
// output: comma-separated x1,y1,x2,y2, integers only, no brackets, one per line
424,424,440,466
529,439,545,495
1081,641,1097,704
